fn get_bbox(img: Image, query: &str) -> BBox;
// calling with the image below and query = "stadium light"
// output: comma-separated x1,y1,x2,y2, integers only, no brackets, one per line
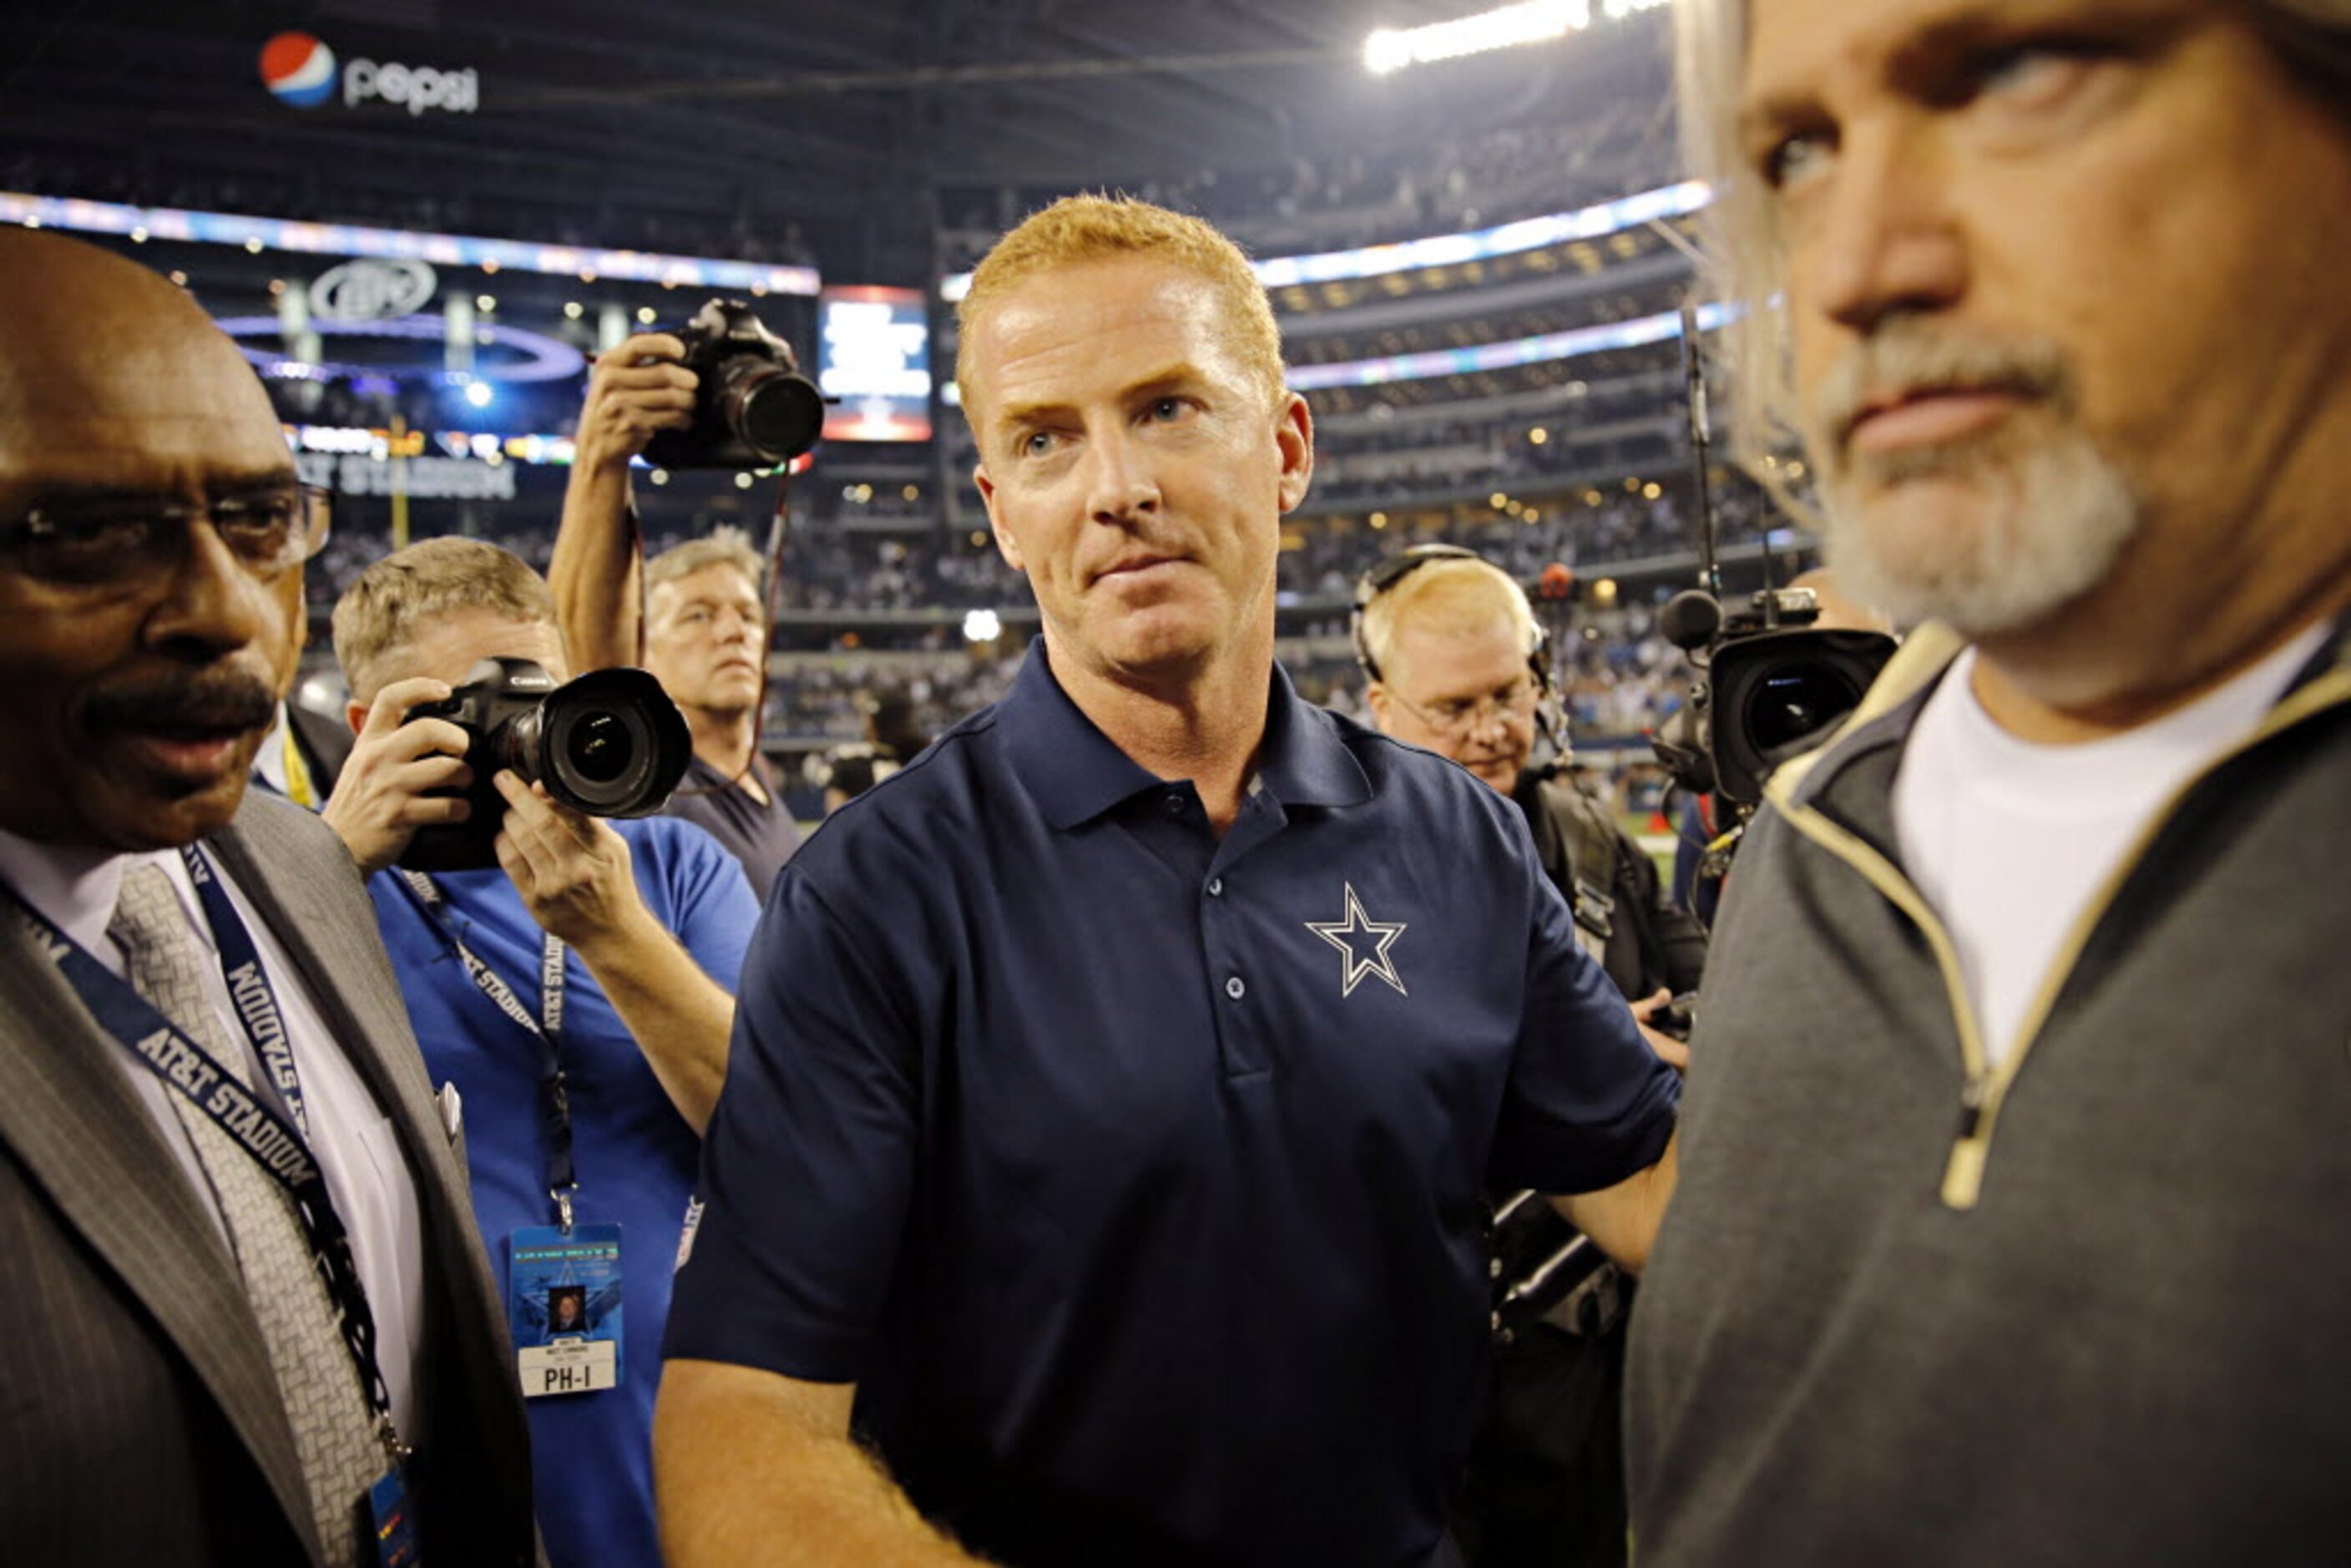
1365,2,1576,74
1363,0,1667,75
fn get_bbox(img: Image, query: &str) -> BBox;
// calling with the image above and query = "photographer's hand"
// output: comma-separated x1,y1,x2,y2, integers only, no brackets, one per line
492,771,643,949
322,678,474,874
493,771,732,1131
553,331,695,674
574,332,695,475
1630,988,1690,1070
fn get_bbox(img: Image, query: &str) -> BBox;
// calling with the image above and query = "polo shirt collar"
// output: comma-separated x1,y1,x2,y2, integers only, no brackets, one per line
1256,658,1373,812
1000,638,1371,830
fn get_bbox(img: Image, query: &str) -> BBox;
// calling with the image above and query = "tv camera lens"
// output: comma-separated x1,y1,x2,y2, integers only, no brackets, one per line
1745,665,1867,756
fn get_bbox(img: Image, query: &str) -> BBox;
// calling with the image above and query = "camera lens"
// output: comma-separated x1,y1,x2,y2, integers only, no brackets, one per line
548,705,655,808
533,666,693,818
727,366,827,463
1745,665,1864,755
565,711,633,784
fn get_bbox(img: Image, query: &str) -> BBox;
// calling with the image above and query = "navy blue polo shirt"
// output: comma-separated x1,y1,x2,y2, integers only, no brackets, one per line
666,643,1678,1568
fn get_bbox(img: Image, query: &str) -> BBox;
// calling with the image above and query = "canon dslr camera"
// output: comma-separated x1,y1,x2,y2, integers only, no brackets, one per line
642,299,827,471
399,657,694,872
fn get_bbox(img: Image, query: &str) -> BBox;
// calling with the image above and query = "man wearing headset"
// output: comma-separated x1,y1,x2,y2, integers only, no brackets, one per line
1358,547,1706,1037
1358,545,1704,1568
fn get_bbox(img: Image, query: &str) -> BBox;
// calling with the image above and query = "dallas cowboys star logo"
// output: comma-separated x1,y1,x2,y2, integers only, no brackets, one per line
1305,883,1409,999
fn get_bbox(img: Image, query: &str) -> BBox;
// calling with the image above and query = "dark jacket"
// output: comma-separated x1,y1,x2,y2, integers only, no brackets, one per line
1513,765,1706,1003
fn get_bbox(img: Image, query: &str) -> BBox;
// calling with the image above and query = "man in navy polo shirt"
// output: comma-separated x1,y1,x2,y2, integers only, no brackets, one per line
655,195,1681,1568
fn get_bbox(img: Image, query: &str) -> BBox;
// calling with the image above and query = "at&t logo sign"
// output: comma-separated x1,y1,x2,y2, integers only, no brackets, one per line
308,259,439,323
258,32,480,116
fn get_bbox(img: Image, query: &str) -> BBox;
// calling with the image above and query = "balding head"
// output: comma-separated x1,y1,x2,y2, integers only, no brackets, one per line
0,231,283,458
0,231,306,850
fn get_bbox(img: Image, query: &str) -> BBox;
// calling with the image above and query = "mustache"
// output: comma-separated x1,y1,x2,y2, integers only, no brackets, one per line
83,670,279,735
1811,321,2075,451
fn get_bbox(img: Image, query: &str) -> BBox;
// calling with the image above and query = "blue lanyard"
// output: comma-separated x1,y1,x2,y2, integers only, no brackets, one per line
180,845,310,1136
395,869,578,1229
2,854,402,1447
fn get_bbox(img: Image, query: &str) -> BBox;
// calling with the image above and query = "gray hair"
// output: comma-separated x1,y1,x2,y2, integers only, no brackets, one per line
646,526,763,596
1672,0,2351,480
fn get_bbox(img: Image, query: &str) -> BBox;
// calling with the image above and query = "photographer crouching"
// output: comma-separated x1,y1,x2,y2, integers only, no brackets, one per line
1358,546,1703,1568
325,538,761,1568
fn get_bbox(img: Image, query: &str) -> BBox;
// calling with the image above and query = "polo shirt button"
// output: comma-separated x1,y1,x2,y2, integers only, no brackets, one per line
1225,975,1246,1000
1162,793,1186,818
1206,877,1224,898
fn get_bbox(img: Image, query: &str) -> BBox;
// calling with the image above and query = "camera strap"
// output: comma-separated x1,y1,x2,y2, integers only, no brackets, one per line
396,868,578,1230
2,855,404,1446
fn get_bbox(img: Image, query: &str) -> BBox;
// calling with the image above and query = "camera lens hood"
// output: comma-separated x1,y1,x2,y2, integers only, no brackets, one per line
531,667,694,817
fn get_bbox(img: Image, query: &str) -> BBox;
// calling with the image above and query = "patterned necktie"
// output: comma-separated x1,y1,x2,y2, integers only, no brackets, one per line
109,862,380,1566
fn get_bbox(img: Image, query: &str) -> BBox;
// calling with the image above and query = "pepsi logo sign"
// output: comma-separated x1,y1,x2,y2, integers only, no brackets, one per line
259,33,337,108
256,33,479,116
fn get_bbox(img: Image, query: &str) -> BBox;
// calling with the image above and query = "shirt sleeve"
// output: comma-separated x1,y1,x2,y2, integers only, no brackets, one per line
661,866,918,1382
1490,832,1682,1195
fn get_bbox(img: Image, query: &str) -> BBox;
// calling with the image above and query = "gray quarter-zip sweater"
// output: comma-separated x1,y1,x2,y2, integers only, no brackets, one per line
1626,618,2351,1567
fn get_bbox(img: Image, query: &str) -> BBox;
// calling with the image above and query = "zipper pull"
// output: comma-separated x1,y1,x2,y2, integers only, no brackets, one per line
1942,1077,1992,1211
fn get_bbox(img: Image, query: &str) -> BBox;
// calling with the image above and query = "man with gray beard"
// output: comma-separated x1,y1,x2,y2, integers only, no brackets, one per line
1625,1,2351,1564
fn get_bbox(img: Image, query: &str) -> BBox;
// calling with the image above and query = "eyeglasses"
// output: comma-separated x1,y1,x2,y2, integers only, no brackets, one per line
1387,674,1540,737
0,484,331,590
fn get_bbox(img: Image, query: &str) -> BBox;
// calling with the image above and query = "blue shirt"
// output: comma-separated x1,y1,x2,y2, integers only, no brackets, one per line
370,816,758,1568
666,646,1678,1568
664,752,802,899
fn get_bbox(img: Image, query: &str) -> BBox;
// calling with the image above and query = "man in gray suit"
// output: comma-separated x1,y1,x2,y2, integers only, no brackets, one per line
0,231,536,1564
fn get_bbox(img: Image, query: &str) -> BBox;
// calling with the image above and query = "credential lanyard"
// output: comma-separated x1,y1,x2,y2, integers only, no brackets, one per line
396,869,577,1230
1,857,404,1456
181,845,311,1136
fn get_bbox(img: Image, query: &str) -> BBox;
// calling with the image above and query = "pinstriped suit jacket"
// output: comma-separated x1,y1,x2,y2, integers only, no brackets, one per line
0,789,538,1566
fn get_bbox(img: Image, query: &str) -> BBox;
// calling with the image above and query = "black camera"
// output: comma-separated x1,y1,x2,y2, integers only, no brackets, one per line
1651,586,1897,807
1651,991,1698,1041
641,299,827,472
398,657,694,872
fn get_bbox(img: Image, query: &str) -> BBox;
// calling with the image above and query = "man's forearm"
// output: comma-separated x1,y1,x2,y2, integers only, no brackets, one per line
569,909,732,1133
656,1362,987,1568
1553,1129,1678,1276
549,460,645,673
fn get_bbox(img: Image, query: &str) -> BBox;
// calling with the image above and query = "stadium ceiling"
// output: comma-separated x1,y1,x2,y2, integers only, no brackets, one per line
1,0,1673,279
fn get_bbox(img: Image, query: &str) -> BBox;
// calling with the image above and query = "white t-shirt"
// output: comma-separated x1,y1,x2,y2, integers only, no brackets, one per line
1892,625,2326,1070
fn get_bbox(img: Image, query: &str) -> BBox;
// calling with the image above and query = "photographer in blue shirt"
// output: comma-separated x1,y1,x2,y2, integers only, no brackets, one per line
326,538,757,1567
655,197,1681,1568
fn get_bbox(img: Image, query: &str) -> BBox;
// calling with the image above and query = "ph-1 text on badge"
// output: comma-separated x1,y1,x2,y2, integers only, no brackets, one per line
519,1335,619,1397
